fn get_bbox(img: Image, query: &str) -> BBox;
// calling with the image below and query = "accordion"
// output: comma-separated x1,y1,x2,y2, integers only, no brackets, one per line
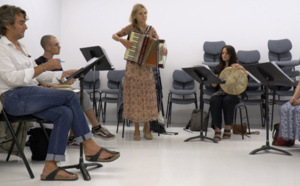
124,32,166,68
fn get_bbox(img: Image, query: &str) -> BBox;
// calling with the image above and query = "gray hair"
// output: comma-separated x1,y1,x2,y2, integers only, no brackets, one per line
0,5,28,36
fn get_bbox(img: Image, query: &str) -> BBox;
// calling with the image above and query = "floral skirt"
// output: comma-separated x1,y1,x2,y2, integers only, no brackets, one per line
123,61,158,123
279,101,300,141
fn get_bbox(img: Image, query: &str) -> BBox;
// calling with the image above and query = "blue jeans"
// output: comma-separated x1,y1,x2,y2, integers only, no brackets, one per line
2,86,93,161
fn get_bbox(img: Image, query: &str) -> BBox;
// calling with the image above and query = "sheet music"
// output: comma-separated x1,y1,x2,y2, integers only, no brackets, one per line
270,61,294,82
86,57,100,67
247,70,261,83
200,64,210,70
99,46,114,69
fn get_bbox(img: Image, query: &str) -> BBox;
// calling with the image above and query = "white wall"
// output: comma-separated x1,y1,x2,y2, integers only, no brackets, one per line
2,0,300,125
1,0,61,57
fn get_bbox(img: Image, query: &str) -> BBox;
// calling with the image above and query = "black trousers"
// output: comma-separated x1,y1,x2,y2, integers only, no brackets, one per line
210,94,240,130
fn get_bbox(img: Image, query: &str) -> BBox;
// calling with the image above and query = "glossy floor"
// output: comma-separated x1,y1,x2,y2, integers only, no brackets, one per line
1,124,300,186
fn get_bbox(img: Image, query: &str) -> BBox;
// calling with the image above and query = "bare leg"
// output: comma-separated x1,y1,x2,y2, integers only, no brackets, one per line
85,108,100,128
68,108,114,141
134,122,140,140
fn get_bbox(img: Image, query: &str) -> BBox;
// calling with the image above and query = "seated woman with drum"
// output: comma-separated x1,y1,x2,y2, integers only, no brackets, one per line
209,45,248,141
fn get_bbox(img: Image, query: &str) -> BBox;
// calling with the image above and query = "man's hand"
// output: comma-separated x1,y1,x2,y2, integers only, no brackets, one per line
39,82,56,88
45,58,62,70
62,69,77,78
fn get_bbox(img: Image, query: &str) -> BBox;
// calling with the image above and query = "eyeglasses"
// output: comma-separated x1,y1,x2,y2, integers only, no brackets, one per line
51,43,60,47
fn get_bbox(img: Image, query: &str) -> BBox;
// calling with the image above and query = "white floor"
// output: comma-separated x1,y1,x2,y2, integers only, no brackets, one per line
1,124,300,186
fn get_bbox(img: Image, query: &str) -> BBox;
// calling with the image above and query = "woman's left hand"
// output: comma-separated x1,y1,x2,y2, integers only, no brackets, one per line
231,63,248,76
161,47,168,56
231,63,243,70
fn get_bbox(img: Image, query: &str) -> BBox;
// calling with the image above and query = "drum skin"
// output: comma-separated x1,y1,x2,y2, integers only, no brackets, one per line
219,67,248,95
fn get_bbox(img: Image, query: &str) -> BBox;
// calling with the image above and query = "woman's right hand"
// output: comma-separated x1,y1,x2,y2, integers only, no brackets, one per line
120,39,132,49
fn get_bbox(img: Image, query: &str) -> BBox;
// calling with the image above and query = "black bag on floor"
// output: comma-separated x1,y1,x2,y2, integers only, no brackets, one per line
28,127,51,161
150,120,166,133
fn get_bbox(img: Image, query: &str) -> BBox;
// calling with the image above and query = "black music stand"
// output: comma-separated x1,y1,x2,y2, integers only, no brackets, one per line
182,66,224,143
61,56,113,180
244,62,295,156
150,40,178,136
80,46,114,119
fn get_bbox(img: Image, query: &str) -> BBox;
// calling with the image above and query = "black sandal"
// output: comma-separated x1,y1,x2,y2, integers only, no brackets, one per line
214,131,222,141
85,147,120,162
40,167,78,181
222,129,231,139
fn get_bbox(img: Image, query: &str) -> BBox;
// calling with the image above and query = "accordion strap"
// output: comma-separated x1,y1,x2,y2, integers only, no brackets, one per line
138,26,152,35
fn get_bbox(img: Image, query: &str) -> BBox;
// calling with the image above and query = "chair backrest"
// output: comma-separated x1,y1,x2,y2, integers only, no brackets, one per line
83,70,100,89
203,41,226,62
237,50,261,91
267,39,296,90
172,70,194,90
107,70,125,89
268,39,292,61
237,50,260,65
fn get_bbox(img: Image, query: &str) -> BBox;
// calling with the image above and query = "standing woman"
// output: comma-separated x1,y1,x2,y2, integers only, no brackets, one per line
112,4,166,140
210,45,248,141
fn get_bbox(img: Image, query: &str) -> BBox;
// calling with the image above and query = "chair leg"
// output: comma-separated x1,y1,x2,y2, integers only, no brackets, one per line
122,119,126,138
205,106,211,136
97,101,102,122
37,121,50,141
167,102,172,127
194,93,198,109
102,102,106,123
2,112,34,179
260,104,265,129
238,106,244,139
6,122,22,161
165,93,171,119
244,105,250,133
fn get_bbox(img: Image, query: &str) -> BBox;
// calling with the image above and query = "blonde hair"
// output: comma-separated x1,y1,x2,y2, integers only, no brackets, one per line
129,3,147,28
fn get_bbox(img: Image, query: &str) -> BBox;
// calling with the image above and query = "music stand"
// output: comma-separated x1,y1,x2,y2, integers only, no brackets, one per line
61,56,114,180
182,66,224,143
244,62,295,156
80,46,114,119
150,40,178,136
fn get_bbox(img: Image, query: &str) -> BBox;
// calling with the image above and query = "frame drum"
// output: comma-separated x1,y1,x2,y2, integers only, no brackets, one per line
219,67,248,95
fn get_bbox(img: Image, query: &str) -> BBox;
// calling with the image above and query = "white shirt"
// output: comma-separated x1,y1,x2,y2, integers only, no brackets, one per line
0,36,62,94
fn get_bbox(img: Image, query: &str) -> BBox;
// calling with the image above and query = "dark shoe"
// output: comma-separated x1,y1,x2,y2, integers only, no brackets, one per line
92,127,115,139
223,125,232,139
85,147,120,162
67,137,80,146
213,131,222,141
222,129,231,139
40,167,78,181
